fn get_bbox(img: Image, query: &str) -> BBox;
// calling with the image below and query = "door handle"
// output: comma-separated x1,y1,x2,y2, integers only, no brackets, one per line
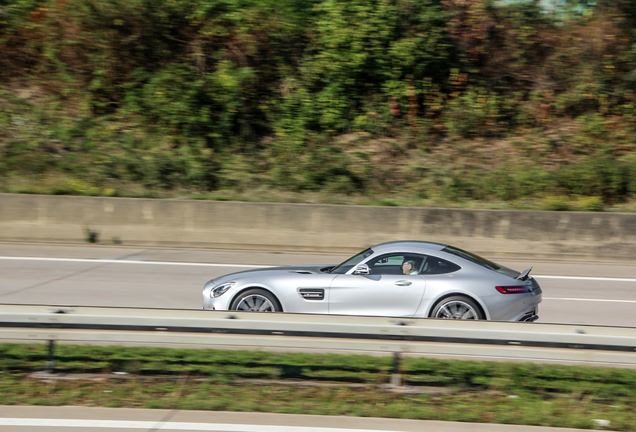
395,280,412,286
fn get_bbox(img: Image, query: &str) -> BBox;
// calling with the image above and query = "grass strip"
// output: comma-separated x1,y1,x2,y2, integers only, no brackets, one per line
1,343,635,430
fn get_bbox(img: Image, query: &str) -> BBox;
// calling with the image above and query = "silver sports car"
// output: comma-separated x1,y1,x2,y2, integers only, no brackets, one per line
202,241,542,321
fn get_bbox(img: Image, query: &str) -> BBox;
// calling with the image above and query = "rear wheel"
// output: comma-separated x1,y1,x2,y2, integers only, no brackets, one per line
230,288,282,312
431,295,484,320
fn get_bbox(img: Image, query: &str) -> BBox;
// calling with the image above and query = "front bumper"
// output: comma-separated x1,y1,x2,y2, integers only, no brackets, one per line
202,283,233,311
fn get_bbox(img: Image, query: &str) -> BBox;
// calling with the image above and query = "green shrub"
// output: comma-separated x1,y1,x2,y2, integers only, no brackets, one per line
542,196,572,211
578,196,604,212
443,89,513,138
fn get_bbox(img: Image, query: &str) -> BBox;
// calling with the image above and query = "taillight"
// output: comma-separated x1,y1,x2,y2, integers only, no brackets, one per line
496,286,532,294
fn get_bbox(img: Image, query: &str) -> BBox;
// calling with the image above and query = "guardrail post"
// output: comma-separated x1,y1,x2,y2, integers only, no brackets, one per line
390,352,402,387
46,340,55,374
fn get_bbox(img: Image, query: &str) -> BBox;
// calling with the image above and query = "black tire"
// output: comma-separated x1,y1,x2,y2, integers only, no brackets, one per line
230,288,282,312
430,295,484,320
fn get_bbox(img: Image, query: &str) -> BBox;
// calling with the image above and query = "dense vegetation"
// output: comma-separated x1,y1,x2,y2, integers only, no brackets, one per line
2,0,636,209
2,343,636,429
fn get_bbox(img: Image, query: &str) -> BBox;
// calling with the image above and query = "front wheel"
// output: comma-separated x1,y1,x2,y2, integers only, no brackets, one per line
230,288,282,312
431,295,484,320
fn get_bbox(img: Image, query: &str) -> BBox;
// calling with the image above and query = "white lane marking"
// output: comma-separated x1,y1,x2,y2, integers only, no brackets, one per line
0,257,635,283
544,297,636,304
535,275,636,283
0,418,404,432
0,256,271,268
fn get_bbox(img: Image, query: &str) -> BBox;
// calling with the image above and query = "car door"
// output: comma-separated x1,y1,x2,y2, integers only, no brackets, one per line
328,253,427,317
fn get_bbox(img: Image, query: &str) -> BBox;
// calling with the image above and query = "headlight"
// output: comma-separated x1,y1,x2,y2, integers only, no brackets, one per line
210,282,235,298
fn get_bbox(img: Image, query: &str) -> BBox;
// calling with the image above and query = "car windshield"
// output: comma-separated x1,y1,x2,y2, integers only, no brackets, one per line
442,246,501,271
330,248,374,274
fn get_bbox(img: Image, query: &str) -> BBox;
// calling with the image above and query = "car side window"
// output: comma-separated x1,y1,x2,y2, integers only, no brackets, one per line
420,256,461,275
366,254,424,275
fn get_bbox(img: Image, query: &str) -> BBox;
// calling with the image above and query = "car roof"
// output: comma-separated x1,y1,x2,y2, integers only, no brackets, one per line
371,241,447,253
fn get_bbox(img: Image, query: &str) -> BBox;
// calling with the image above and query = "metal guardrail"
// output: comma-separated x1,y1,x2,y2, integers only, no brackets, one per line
1,305,636,372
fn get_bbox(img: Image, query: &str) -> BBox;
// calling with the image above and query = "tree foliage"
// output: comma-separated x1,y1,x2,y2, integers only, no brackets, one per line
1,0,636,203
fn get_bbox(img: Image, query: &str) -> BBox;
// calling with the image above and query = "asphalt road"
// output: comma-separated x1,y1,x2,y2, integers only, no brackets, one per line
0,406,594,432
0,242,632,432
0,242,635,327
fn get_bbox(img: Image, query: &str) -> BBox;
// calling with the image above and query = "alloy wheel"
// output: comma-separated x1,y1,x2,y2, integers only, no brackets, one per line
236,294,276,312
435,300,479,319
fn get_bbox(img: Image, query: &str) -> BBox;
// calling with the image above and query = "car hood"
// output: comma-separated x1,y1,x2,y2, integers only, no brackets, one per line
208,264,333,285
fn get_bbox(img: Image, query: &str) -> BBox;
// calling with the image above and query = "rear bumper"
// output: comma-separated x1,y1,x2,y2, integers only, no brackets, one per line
518,308,539,322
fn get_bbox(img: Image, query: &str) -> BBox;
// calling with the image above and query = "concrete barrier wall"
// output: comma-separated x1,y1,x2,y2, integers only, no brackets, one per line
1,193,636,260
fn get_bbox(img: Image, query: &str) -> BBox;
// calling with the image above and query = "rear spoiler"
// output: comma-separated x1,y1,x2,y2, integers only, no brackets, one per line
516,267,533,281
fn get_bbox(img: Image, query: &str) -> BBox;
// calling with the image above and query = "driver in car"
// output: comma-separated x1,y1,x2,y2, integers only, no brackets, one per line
402,260,419,275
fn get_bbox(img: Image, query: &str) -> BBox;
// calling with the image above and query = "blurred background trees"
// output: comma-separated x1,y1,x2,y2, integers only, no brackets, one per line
1,0,636,208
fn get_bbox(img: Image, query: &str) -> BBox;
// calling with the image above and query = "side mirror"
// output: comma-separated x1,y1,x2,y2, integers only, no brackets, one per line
353,264,370,275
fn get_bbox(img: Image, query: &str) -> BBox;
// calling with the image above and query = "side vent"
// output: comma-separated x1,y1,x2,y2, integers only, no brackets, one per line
299,289,324,300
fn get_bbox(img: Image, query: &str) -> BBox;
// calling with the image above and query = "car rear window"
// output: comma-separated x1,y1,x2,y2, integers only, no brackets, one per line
424,257,461,275
442,246,501,271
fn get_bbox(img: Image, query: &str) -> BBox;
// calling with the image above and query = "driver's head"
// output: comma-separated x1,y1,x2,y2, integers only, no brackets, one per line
402,260,415,274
